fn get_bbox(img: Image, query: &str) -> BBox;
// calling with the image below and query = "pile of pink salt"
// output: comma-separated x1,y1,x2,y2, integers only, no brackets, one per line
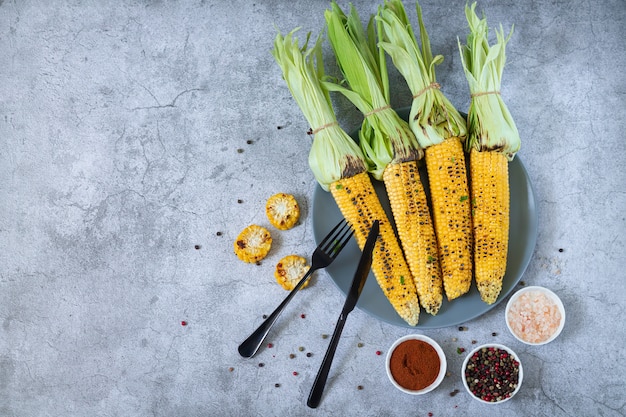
507,289,563,344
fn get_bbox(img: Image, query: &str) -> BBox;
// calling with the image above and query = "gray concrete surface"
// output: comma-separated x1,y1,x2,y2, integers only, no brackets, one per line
1,1,625,416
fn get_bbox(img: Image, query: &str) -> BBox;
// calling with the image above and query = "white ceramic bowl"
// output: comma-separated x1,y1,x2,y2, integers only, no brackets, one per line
461,343,523,404
505,286,565,345
385,334,446,395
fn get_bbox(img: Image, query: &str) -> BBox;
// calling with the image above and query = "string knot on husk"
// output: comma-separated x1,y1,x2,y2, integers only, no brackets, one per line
364,105,391,118
312,121,339,135
470,90,501,98
412,82,441,99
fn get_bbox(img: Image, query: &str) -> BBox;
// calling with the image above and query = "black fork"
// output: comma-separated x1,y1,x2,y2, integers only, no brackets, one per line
238,219,354,358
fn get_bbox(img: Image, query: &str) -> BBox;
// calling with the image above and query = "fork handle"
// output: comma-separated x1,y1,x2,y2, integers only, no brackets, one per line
307,311,348,408
238,267,317,358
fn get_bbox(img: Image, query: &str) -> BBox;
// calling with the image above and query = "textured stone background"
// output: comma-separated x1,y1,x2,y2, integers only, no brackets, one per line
1,1,624,416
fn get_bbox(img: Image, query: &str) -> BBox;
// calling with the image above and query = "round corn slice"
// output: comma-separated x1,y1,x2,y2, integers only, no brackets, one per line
234,224,272,263
274,255,311,290
266,193,300,230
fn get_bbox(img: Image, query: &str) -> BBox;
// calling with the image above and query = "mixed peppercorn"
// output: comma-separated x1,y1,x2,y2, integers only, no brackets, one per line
464,346,520,402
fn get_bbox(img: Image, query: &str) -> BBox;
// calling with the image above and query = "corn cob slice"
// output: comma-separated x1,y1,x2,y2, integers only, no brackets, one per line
266,193,300,230
383,161,443,315
234,225,272,263
459,4,521,304
331,172,421,326
274,255,311,290
379,0,472,301
272,28,421,325
470,149,509,304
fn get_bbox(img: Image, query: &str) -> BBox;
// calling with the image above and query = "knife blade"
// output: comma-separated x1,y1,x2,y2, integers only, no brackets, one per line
341,219,379,315
307,220,379,408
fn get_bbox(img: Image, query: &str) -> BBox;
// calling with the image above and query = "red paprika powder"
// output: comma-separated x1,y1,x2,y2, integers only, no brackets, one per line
389,339,440,391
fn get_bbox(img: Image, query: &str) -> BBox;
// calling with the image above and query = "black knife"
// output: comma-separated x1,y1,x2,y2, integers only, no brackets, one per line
307,220,379,409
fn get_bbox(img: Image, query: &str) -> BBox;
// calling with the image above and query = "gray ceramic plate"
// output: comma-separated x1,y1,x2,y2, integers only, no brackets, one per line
311,108,538,329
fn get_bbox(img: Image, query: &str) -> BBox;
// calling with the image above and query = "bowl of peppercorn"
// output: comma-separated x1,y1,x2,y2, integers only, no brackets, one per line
461,344,523,404
385,334,447,395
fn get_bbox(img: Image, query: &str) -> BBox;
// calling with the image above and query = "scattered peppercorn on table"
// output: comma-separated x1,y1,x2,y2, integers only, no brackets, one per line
1,1,623,416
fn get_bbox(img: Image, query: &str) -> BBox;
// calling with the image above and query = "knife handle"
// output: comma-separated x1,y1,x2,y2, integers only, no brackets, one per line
307,311,348,409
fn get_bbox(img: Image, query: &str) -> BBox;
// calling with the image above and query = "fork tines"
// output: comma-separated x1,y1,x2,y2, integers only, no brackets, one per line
321,219,354,257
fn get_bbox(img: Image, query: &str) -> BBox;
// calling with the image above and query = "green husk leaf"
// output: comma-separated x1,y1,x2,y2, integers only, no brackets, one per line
458,2,520,160
272,28,367,191
324,1,422,180
377,0,467,149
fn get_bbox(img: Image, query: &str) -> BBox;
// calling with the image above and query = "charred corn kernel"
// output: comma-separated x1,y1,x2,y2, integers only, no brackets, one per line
383,161,443,315
274,255,310,290
425,138,473,301
470,148,509,304
266,193,300,230
234,225,272,263
330,172,420,326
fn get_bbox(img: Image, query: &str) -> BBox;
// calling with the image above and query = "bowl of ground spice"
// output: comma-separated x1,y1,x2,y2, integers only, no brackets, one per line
505,286,565,345
385,334,446,395
462,344,523,404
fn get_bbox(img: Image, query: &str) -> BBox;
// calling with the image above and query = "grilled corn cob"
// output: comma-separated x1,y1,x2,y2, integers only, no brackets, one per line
272,28,421,325
331,172,420,325
324,2,442,315
424,138,473,300
459,3,521,304
379,0,472,301
383,161,442,314
469,149,509,303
